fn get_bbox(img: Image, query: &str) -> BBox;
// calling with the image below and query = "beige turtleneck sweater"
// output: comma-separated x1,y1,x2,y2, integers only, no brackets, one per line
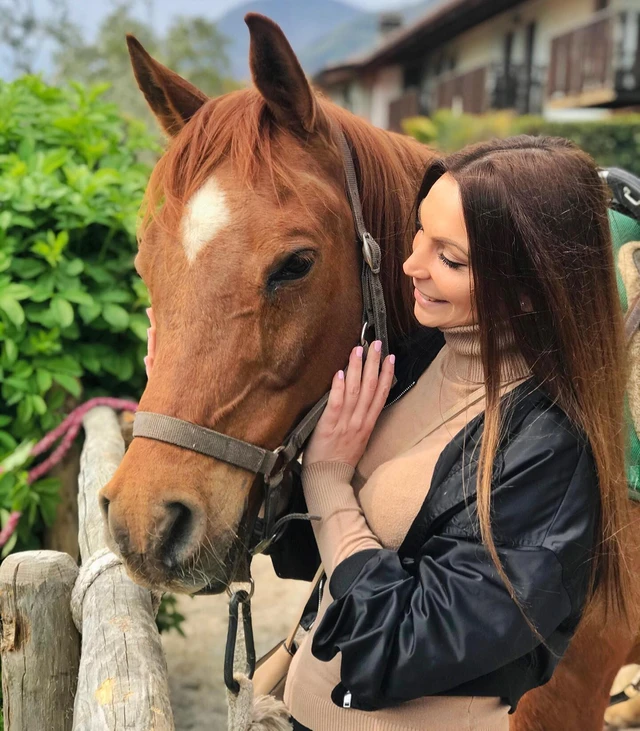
284,325,531,731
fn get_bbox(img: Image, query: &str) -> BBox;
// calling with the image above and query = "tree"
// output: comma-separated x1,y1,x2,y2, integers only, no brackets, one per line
0,0,74,77
52,3,159,125
165,17,238,97
52,3,240,130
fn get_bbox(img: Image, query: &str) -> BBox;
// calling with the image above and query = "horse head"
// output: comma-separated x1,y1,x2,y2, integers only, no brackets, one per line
99,14,431,594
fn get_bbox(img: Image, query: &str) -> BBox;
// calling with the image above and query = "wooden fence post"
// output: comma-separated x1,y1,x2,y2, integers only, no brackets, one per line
0,550,80,730
72,405,174,730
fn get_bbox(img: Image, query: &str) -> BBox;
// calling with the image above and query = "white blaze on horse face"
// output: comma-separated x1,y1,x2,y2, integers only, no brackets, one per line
181,177,231,264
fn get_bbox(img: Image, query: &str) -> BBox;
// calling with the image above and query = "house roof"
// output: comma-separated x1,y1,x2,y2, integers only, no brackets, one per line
314,0,527,86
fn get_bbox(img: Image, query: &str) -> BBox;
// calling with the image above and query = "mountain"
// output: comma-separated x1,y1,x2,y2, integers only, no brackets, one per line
4,0,444,83
215,0,362,81
298,0,439,75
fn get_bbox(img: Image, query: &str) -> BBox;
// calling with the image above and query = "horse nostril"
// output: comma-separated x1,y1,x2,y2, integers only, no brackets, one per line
159,501,202,569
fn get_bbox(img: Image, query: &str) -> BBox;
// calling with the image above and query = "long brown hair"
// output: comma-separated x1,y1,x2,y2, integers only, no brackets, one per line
416,134,631,624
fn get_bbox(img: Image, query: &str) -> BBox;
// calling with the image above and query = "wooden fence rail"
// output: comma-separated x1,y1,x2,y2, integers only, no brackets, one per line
0,405,175,730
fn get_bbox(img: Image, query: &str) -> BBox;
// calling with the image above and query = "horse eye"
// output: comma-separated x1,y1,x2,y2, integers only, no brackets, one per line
268,252,315,287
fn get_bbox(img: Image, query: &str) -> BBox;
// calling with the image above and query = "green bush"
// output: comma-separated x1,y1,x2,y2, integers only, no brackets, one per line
0,75,159,555
403,110,640,175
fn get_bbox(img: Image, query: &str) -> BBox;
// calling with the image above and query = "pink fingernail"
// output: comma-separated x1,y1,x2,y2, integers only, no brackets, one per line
147,328,151,338
356,346,363,358
390,354,396,364
338,370,344,380
146,308,152,318
374,340,382,353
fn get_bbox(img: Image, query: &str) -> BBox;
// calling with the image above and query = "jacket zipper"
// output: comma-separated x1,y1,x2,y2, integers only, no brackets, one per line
343,690,352,708
383,380,416,410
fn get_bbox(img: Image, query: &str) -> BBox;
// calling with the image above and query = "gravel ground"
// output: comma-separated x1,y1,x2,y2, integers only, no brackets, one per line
161,554,309,731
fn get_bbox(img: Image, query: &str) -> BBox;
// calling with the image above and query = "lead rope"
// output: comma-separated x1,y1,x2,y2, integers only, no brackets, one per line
225,579,293,731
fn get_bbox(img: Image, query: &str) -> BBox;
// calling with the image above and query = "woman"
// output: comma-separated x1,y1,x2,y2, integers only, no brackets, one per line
278,135,631,730
146,135,630,730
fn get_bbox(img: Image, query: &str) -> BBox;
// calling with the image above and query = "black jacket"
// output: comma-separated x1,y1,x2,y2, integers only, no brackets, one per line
268,327,599,714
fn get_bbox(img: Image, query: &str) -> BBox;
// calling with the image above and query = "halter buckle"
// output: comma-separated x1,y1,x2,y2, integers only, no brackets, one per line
362,232,380,273
360,321,371,348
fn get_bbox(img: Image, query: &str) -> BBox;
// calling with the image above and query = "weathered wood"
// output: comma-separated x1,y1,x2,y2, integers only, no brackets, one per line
73,406,174,730
43,441,81,561
0,550,80,731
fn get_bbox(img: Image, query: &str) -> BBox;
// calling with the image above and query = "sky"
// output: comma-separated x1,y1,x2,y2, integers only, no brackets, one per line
211,0,414,18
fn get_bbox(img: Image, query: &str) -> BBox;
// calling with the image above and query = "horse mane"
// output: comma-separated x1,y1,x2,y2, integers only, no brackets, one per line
145,88,434,344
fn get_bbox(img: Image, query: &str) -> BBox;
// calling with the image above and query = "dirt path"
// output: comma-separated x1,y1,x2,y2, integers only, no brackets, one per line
161,554,309,730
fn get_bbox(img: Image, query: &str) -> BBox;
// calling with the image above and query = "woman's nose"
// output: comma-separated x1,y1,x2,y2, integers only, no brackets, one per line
403,249,431,280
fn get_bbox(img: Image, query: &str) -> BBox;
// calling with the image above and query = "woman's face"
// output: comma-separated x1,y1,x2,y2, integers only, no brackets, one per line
403,173,475,329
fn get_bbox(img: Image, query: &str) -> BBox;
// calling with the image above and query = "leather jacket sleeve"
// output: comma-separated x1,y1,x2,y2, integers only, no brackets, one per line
310,413,599,708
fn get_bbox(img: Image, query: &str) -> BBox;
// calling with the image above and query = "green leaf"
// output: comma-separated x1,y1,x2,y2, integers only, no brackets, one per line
36,369,53,393
31,394,47,415
11,259,46,279
17,397,33,424
0,440,35,472
129,313,149,341
50,297,74,328
0,415,12,427
2,532,18,558
3,339,18,365
32,477,60,496
62,289,93,306
0,211,12,231
0,251,11,273
6,283,32,300
64,258,84,276
78,301,101,324
47,355,82,376
0,296,25,327
52,372,82,397
102,303,129,330
0,430,17,452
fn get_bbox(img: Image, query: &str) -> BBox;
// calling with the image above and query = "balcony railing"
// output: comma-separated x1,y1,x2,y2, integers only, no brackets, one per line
434,66,488,115
491,63,546,115
548,7,640,107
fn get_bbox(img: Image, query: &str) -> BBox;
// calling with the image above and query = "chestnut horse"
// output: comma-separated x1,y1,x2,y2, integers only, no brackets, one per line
99,13,640,730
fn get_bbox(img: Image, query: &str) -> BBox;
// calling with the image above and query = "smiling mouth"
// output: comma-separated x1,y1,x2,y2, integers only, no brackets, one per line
415,288,447,304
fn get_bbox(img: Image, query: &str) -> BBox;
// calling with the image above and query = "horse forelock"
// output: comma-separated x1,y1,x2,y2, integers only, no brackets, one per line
142,87,434,343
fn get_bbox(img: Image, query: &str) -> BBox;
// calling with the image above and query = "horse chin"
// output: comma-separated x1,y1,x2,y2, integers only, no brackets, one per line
194,579,229,595
192,534,249,596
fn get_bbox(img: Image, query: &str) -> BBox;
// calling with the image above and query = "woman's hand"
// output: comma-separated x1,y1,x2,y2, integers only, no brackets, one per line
303,341,395,469
144,307,156,377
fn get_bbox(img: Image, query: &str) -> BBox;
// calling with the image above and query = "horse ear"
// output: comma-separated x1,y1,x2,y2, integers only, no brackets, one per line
245,13,327,136
126,35,208,137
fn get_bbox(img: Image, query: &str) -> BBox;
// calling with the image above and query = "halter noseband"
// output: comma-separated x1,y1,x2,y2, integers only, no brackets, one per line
132,125,392,556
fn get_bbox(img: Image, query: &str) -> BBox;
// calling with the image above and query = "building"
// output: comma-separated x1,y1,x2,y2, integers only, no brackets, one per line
314,0,640,131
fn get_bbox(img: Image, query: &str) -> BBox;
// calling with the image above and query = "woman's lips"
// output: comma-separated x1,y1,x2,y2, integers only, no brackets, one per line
414,288,447,307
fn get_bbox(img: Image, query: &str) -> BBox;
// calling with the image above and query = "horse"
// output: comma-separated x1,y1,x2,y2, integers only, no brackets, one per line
98,13,640,730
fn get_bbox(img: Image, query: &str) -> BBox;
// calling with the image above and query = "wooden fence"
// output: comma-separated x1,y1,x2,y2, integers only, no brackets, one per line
0,406,174,730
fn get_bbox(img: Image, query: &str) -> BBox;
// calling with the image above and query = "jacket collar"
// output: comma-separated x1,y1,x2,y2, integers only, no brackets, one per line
385,327,445,407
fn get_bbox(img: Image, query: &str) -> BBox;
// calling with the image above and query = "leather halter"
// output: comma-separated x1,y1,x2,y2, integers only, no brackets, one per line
132,125,392,557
